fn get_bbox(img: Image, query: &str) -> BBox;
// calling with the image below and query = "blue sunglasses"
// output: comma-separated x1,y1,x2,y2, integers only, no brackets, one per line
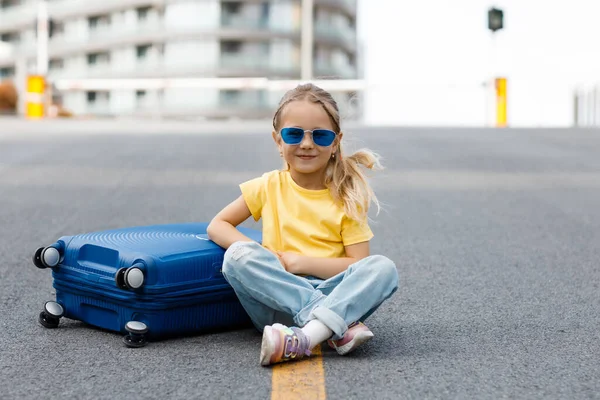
280,127,337,147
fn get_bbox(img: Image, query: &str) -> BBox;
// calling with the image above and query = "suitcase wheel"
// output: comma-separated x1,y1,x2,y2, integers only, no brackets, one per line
38,301,64,329
33,246,61,269
115,266,145,290
123,321,148,348
125,268,144,289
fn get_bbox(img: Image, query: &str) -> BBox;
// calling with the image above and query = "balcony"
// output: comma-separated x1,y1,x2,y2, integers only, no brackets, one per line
0,3,36,33
314,22,356,51
314,62,355,79
0,0,161,32
219,89,268,107
315,0,357,17
220,53,270,69
218,16,298,42
45,53,300,80
221,14,270,30
5,19,314,63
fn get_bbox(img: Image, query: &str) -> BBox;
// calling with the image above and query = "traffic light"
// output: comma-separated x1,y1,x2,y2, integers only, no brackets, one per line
488,7,503,32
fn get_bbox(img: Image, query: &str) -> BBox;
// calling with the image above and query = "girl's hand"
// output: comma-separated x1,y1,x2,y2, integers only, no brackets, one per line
276,251,305,275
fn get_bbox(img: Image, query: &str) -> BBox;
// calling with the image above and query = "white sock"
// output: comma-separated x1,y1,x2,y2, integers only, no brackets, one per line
301,320,333,349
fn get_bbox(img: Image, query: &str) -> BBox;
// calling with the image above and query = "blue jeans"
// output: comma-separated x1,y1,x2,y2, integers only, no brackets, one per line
222,241,399,340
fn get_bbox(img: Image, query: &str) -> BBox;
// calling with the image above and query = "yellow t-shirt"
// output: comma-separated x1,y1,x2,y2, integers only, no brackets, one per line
239,169,373,258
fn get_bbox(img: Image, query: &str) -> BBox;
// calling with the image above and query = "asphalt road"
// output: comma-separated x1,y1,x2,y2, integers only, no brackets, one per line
1,119,599,399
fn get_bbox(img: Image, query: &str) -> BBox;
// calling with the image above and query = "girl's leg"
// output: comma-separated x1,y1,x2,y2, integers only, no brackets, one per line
221,241,326,331
310,255,399,340
221,281,294,332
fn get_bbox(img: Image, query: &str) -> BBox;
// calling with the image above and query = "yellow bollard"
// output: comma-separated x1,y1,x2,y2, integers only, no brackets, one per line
495,77,507,127
26,75,45,119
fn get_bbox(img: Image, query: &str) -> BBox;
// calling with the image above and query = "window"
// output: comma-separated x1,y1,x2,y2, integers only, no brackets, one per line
261,2,270,19
0,67,15,79
0,31,20,44
87,52,110,66
86,91,97,103
49,21,65,37
86,91,109,104
257,41,269,56
347,52,356,67
136,44,152,59
0,0,22,9
260,2,270,25
347,15,356,29
257,90,266,106
48,58,64,71
88,16,98,28
220,90,241,105
222,2,242,14
88,14,110,29
136,6,152,21
221,40,242,53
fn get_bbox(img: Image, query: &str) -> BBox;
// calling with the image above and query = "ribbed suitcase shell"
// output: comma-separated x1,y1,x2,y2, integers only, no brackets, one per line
47,223,261,338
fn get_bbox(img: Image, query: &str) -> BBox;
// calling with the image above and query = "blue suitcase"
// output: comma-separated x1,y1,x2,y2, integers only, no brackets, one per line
33,222,261,347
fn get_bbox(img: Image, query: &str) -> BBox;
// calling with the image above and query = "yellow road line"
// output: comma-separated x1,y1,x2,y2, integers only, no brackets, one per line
271,344,326,400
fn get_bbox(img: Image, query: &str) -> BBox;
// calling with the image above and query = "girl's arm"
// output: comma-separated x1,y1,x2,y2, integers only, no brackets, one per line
278,241,371,279
207,195,255,249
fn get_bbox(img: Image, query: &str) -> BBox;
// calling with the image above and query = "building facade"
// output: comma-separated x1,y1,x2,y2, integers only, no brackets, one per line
0,0,358,118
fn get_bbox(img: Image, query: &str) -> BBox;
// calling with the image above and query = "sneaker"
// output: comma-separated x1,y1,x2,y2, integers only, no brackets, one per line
327,321,374,355
260,323,312,366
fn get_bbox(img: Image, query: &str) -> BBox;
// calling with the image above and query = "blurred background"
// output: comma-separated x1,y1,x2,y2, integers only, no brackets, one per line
0,0,599,127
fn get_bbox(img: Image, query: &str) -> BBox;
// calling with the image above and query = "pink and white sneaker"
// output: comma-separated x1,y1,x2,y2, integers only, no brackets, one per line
260,323,312,366
327,321,374,355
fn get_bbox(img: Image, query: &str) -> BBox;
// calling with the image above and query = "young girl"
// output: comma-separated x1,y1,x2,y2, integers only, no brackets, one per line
206,83,399,367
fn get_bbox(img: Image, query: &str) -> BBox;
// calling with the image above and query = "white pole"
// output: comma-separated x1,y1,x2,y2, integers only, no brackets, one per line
486,29,499,127
301,0,314,81
36,0,49,76
15,56,27,115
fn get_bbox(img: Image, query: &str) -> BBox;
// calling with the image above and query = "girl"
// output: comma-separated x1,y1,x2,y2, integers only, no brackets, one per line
206,83,399,367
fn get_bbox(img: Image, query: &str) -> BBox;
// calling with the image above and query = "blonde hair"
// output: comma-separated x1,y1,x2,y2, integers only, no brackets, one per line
272,83,382,223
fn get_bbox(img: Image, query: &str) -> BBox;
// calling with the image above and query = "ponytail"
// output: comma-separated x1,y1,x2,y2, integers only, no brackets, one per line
325,145,383,223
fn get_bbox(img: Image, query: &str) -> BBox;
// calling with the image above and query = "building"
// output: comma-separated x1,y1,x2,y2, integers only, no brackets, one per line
0,0,359,119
